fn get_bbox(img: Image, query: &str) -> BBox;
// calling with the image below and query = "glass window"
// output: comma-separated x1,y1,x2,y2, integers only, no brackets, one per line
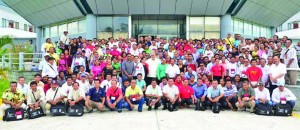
50,26,58,37
158,20,178,35
190,32,204,40
233,19,239,32
113,17,128,38
24,24,28,31
204,17,220,31
238,20,243,33
138,20,158,35
59,24,67,36
97,17,113,32
15,22,19,29
78,19,86,33
43,27,50,38
205,32,220,39
266,28,271,38
189,17,204,32
98,32,113,40
68,21,78,34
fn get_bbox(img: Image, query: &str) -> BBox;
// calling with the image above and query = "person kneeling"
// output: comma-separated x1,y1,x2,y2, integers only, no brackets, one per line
27,81,47,116
85,79,105,113
162,78,179,112
193,78,207,111
45,80,67,114
206,80,226,110
106,80,123,113
272,83,297,113
236,81,255,113
124,79,145,112
145,80,162,111
178,79,195,109
223,80,238,111
67,82,85,112
254,82,272,106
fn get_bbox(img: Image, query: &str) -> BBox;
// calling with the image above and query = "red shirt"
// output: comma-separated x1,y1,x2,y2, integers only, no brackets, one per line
44,84,51,94
245,66,262,81
87,45,94,51
106,87,122,99
110,49,121,57
174,81,184,88
211,64,225,76
179,85,194,99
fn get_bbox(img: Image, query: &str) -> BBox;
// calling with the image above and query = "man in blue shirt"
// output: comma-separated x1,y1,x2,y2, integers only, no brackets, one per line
193,78,207,111
184,66,198,80
223,80,238,111
85,79,106,112
206,80,226,110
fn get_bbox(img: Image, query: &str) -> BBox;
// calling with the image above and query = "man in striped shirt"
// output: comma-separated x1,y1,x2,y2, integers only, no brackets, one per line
223,80,238,111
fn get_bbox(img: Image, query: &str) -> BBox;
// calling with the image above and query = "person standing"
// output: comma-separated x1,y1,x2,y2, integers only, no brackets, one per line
268,55,287,96
210,58,225,82
156,58,168,83
121,54,135,82
165,58,180,79
146,53,160,82
245,59,262,87
281,39,299,85
42,57,58,80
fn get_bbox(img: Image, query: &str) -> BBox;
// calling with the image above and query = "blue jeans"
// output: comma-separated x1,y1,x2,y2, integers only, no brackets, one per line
123,98,145,111
273,100,296,109
255,100,272,106
106,99,123,111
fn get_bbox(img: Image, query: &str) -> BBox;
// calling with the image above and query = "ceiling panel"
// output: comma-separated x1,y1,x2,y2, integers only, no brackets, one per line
206,0,224,15
220,0,234,15
144,0,159,14
190,0,208,15
86,0,97,14
112,0,128,14
160,0,176,14
96,0,113,14
2,0,23,6
175,0,192,15
128,0,144,14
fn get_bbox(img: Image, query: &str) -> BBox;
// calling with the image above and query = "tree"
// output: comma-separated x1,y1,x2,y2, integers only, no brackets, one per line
0,36,12,97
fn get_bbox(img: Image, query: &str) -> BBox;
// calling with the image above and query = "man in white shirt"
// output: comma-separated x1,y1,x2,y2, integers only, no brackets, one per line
149,40,158,51
271,82,296,110
165,58,180,79
146,54,160,82
108,37,118,49
62,77,73,96
162,78,179,112
27,81,47,113
38,54,50,72
133,56,145,79
227,57,239,80
100,74,112,92
17,76,30,97
45,80,67,110
42,57,58,80
254,82,272,106
78,74,90,95
67,82,85,109
259,58,270,87
129,44,140,56
60,31,69,45
281,39,299,85
145,80,162,111
268,55,287,96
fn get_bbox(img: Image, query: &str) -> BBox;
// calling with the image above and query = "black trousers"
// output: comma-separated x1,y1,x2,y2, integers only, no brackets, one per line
206,96,226,109
66,99,85,109
180,98,193,106
270,84,278,97
195,98,207,110
145,98,162,108
162,97,179,109
213,76,222,83
225,96,238,109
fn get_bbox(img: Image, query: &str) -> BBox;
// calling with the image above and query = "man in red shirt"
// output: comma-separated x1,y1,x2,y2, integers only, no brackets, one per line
210,58,225,83
178,79,195,108
110,45,121,57
245,59,262,88
106,80,123,113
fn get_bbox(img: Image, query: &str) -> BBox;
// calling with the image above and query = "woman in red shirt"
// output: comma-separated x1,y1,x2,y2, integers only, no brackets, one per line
210,58,225,83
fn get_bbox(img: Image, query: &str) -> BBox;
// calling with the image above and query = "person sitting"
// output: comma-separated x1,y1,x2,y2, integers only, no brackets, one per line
272,83,297,110
27,81,47,114
206,80,226,110
67,82,85,109
254,82,272,106
0,81,26,118
45,80,67,111
193,78,207,111
178,79,195,109
145,80,162,111
223,80,238,111
85,79,105,112
106,80,123,113
124,79,145,112
162,78,180,112
236,81,256,113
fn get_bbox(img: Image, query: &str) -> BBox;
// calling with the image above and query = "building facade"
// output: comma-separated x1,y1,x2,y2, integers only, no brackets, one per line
276,11,300,43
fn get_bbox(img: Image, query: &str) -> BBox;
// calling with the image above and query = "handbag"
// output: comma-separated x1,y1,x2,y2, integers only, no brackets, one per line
50,88,67,116
212,102,221,113
255,103,272,116
3,108,25,121
67,104,84,116
27,107,45,119
274,103,292,116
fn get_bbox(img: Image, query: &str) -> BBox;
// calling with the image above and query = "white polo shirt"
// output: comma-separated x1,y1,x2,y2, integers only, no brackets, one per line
162,85,179,99
268,63,287,85
282,47,299,68
46,87,66,101
67,88,85,101
145,85,163,96
259,65,270,84
227,62,238,77
165,64,180,78
254,88,270,101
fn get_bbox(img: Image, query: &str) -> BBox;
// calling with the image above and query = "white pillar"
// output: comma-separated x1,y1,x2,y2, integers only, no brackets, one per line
86,14,97,40
221,14,233,39
186,16,190,39
128,15,132,39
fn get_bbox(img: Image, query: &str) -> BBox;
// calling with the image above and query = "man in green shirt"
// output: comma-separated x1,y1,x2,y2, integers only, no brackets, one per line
156,58,168,82
235,81,256,113
0,81,26,117
136,74,147,93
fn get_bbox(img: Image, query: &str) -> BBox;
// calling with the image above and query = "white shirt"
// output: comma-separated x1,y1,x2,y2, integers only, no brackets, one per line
41,43,46,53
145,85,163,96
61,83,73,96
83,48,92,58
38,59,48,71
46,87,66,101
60,35,69,45
17,83,30,96
259,65,270,85
146,58,160,78
204,50,214,59
27,89,46,105
272,87,297,103
165,64,180,78
227,62,238,77
133,62,145,79
149,45,158,51
78,80,90,94
130,48,140,56
108,42,118,49
42,63,58,78
71,57,86,72
163,85,179,99
239,64,250,78
254,88,270,101
100,80,112,92
269,63,287,85
68,88,85,101
281,46,299,69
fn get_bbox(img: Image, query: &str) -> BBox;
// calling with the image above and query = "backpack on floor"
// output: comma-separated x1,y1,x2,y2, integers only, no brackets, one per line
255,103,272,116
274,104,292,116
27,107,45,119
212,102,221,113
50,104,67,116
67,104,84,116
3,108,25,121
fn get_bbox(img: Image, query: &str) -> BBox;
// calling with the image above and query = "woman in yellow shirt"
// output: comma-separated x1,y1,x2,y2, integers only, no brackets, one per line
44,38,54,53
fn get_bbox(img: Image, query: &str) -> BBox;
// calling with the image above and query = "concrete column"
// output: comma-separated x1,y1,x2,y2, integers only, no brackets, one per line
128,15,132,39
221,14,233,39
86,14,97,40
186,16,190,39
35,26,42,52
271,27,276,37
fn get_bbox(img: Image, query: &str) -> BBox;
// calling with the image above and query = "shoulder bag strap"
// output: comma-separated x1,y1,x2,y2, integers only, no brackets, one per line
53,88,59,101
32,91,38,102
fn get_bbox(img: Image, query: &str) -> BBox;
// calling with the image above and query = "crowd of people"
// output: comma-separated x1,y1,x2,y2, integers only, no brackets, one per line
0,31,299,118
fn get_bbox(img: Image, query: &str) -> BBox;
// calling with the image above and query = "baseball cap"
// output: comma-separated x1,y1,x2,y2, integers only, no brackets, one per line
44,53,50,57
257,81,264,86
278,81,285,87
51,80,58,84
76,52,81,55
80,73,87,77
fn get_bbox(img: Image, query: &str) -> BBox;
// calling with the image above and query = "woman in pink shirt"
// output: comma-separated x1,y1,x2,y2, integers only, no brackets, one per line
58,53,68,74
90,59,103,78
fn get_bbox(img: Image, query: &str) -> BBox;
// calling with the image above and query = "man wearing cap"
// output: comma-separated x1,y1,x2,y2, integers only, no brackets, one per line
39,53,50,72
42,57,58,80
271,83,297,110
236,81,256,113
45,80,67,111
106,80,123,113
71,52,86,74
254,82,272,106
27,81,47,113
86,79,106,112
78,73,90,95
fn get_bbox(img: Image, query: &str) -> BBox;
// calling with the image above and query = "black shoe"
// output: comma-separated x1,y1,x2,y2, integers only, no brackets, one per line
154,107,158,110
148,106,152,111
110,109,114,111
88,109,93,113
162,107,167,110
138,110,142,112
173,108,178,111
118,110,122,113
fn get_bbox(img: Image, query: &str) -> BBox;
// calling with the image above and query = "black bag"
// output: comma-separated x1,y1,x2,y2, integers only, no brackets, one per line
3,108,25,121
212,102,221,113
68,104,84,116
27,107,45,119
274,104,292,116
255,103,272,116
50,104,67,116
195,100,205,111
73,66,80,74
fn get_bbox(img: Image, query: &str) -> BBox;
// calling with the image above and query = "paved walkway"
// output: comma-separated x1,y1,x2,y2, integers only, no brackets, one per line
1,108,300,130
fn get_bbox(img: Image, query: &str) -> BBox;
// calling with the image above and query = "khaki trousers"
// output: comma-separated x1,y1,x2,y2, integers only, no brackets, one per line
235,100,255,112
